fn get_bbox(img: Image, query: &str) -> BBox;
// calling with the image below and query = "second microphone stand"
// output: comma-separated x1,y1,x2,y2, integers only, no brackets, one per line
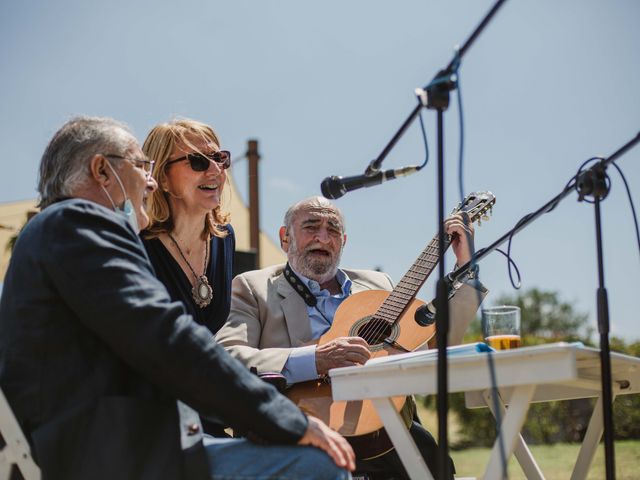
448,133,640,480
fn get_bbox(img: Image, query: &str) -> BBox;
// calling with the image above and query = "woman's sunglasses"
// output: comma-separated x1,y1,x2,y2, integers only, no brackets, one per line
165,150,231,171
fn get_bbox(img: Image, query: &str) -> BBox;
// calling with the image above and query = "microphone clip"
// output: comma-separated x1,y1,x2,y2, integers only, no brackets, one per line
364,159,381,177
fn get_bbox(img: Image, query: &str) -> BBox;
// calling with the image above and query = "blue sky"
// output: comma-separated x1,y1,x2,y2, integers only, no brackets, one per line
1,0,639,340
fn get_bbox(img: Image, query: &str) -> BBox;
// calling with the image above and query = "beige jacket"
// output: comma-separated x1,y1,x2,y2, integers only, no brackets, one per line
215,263,487,376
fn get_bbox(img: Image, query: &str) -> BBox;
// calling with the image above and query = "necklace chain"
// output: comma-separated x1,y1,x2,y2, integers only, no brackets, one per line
167,232,213,308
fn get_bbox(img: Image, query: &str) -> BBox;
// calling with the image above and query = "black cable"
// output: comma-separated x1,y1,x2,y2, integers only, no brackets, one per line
497,248,522,289
609,162,640,259
449,49,512,479
416,99,430,170
484,350,509,479
495,160,592,291
492,155,628,291
456,68,465,202
504,214,533,289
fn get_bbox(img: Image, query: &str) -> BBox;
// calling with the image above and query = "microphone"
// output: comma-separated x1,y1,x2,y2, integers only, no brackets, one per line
321,166,420,200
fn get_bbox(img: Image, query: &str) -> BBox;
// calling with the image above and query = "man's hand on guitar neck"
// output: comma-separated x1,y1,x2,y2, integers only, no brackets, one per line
445,212,475,266
315,336,371,375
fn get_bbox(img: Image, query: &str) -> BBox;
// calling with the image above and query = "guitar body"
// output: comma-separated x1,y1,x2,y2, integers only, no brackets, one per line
318,290,436,356
286,290,436,458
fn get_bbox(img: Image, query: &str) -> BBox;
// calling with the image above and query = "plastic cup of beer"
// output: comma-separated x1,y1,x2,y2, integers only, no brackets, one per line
482,305,521,350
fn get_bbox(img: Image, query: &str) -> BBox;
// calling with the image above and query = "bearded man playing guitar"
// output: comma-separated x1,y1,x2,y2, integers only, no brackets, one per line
216,196,488,479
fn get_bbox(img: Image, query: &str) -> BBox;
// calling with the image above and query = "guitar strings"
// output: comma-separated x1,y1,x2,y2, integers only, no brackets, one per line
360,201,490,348
364,235,450,346
362,249,433,344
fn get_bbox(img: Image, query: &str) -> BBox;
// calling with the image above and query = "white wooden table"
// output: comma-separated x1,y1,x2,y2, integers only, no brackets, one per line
329,343,640,480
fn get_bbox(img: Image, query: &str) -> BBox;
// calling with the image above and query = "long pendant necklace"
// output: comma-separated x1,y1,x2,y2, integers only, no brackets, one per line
167,232,213,308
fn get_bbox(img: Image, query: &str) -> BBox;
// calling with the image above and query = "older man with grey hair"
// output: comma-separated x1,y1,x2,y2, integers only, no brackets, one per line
0,118,353,480
216,195,487,479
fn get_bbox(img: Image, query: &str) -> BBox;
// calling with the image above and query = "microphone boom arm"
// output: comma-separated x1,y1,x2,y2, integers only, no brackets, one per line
448,131,640,285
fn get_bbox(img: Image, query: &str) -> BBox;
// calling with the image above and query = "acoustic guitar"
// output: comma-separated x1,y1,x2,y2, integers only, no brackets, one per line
286,191,496,458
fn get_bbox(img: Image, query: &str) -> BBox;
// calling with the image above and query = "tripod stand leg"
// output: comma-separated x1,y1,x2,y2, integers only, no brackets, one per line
371,397,432,480
484,384,535,480
482,389,545,480
570,394,617,480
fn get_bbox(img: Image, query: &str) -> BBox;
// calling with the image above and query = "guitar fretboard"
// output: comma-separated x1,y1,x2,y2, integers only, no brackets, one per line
373,235,452,325
364,191,494,330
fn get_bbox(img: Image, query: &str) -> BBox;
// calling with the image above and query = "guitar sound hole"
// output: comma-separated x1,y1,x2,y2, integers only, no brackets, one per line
357,319,393,345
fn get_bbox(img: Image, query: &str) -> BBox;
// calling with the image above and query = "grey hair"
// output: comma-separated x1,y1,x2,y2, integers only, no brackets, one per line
282,196,346,232
37,116,136,208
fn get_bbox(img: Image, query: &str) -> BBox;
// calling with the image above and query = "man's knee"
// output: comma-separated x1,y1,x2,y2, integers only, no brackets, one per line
295,446,351,480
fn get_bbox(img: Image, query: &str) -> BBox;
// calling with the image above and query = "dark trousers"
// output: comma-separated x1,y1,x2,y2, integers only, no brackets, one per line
355,421,455,480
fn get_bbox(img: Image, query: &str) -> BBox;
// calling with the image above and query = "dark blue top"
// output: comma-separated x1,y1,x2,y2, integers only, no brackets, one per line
142,224,235,335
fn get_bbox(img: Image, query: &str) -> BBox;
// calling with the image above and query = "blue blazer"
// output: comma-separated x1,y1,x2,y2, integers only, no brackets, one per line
0,199,307,480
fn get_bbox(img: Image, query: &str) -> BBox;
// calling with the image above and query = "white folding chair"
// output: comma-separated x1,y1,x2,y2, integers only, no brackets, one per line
0,388,40,480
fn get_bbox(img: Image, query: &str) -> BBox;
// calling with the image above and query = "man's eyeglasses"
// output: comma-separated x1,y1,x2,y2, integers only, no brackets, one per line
165,151,231,172
104,154,155,176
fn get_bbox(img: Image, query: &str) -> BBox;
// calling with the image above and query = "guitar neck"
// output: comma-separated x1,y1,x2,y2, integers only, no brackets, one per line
375,234,451,323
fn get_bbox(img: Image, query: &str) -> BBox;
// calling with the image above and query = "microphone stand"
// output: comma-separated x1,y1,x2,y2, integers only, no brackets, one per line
447,132,640,480
424,2,509,477
357,2,510,477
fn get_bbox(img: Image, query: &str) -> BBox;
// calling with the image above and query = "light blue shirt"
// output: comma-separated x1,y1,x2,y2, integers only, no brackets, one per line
281,268,352,384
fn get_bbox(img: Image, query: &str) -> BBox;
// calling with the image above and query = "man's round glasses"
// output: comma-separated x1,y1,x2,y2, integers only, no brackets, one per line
165,151,231,172
104,154,155,176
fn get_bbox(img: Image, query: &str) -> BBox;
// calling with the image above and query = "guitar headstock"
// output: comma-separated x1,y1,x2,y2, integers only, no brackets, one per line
451,191,496,226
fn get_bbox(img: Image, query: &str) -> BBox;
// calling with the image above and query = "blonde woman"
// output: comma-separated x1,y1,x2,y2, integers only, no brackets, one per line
142,118,235,335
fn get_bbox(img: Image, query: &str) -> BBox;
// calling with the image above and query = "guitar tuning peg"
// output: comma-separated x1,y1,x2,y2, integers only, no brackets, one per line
482,214,490,221
477,218,482,227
